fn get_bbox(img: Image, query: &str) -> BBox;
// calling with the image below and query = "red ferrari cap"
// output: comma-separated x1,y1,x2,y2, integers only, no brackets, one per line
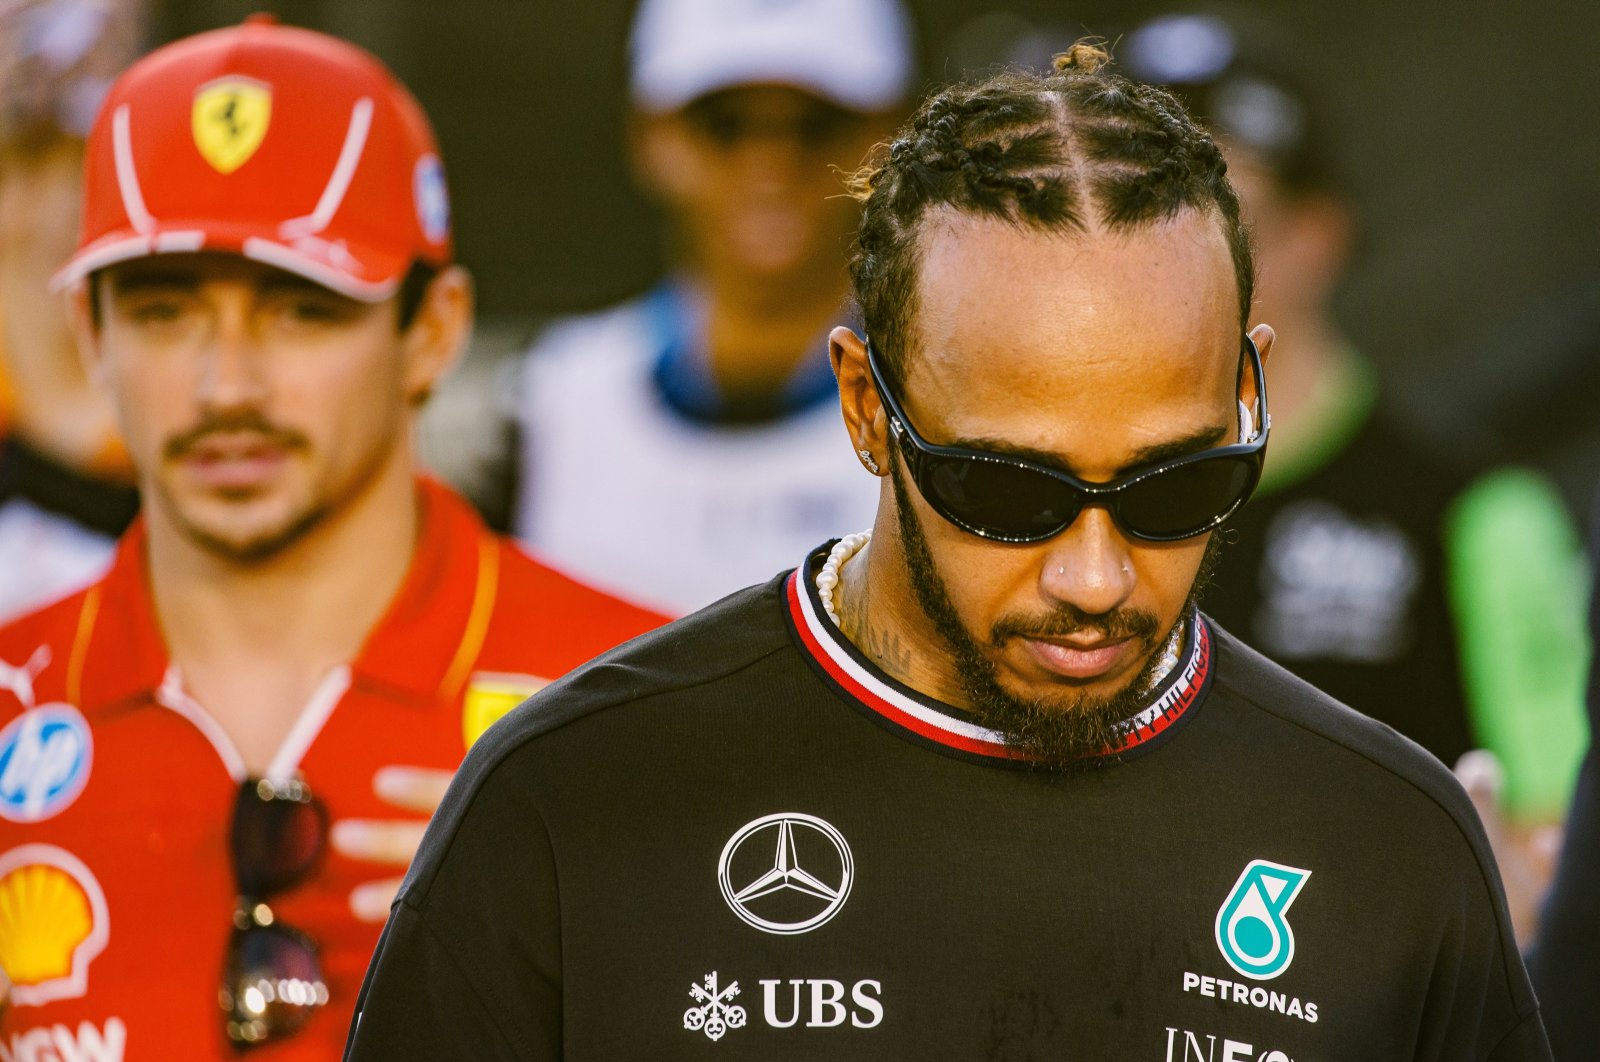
54,14,452,301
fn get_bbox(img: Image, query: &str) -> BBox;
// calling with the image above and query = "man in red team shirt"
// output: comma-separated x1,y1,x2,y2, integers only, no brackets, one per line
0,17,664,1060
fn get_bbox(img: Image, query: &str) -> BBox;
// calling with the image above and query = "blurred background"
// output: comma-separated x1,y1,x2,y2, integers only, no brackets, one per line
127,0,1600,518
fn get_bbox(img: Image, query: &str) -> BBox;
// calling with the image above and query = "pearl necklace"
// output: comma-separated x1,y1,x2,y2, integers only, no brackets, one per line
816,531,871,625
818,529,1185,689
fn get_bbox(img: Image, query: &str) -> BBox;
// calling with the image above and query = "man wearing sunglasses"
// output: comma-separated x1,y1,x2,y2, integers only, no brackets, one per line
348,44,1548,1060
0,18,663,1060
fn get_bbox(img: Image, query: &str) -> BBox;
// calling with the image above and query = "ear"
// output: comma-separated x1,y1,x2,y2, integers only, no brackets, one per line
1244,322,1276,425
1249,323,1276,367
625,112,696,204
401,265,473,405
829,326,888,477
66,280,108,387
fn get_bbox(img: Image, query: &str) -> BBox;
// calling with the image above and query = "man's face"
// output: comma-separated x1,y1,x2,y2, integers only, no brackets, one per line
633,85,893,283
85,254,420,561
881,210,1255,761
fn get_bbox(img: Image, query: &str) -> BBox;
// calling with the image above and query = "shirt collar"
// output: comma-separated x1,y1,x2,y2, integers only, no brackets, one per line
74,478,494,711
72,520,167,709
783,542,1213,767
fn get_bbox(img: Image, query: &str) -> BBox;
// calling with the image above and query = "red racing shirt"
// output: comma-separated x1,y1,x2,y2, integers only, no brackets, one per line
0,478,666,1060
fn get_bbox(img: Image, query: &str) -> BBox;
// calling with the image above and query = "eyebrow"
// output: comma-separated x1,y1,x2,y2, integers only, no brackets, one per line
947,424,1233,477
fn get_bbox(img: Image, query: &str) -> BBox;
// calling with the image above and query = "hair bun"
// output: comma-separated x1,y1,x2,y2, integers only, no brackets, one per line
1052,40,1113,74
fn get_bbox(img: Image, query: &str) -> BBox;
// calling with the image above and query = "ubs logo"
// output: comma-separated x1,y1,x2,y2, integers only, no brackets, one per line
684,971,746,1041
718,813,853,935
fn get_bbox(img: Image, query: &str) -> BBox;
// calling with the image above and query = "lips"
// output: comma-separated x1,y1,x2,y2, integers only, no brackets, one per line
1019,635,1138,681
174,432,293,491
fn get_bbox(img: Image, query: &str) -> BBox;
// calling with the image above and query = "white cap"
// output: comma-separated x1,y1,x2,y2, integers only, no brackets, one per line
629,0,913,114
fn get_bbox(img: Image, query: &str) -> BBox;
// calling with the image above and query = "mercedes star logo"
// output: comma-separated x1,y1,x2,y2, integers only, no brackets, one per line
718,812,854,935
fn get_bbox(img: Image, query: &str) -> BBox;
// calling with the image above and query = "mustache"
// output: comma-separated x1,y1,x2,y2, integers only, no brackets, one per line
990,604,1161,647
163,412,308,460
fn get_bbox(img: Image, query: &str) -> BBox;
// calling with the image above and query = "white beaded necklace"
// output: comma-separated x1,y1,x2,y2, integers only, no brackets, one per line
816,529,1184,689
816,531,871,625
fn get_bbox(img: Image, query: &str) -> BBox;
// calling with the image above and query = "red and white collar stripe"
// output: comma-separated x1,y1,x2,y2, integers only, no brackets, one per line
785,560,1212,765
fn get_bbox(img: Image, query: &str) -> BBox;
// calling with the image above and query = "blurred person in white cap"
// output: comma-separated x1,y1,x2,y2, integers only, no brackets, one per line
0,0,146,622
0,15,663,1059
494,0,913,615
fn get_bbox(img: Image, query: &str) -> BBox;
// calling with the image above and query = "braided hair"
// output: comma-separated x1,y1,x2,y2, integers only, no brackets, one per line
847,41,1254,390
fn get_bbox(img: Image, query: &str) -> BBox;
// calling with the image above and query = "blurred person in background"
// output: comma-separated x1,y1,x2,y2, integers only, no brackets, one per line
497,0,911,614
1119,12,1588,930
1527,481,1600,1059
0,0,143,622
0,17,662,1059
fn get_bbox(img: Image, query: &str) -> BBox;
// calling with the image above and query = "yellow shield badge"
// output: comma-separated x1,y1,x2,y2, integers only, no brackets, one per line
192,79,272,174
462,673,551,748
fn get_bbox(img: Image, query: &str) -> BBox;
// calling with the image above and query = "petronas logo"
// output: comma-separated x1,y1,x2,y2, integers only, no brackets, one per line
1214,860,1311,981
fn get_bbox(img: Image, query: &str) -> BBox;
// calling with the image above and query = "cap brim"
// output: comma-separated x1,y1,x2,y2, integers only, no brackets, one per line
52,223,410,303
631,48,908,114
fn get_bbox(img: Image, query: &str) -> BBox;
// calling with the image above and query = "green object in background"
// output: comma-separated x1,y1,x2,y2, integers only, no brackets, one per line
1447,467,1591,820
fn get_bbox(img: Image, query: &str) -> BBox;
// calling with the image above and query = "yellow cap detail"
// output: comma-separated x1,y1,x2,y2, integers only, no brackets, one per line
192,79,273,174
463,673,550,748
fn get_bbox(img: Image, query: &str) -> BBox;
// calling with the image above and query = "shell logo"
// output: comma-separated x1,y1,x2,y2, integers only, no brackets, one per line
0,844,110,1005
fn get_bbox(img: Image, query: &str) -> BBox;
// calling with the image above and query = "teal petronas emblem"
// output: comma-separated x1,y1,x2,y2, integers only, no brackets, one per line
1214,859,1312,980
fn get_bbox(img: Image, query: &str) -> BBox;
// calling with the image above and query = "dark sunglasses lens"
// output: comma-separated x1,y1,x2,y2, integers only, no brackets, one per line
1117,455,1257,538
222,924,329,1047
923,455,1080,539
231,781,326,898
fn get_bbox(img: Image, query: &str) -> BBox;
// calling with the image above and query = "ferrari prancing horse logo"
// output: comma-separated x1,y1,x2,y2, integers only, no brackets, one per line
192,79,272,174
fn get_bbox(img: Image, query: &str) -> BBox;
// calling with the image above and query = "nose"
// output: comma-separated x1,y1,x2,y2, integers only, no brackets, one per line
1037,506,1137,616
731,133,810,189
196,306,267,413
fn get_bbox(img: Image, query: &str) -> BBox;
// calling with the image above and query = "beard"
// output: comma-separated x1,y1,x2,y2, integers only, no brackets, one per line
155,411,331,564
156,487,332,564
888,460,1224,771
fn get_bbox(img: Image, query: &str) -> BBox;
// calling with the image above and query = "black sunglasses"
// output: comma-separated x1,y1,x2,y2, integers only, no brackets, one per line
220,777,330,1049
866,336,1270,543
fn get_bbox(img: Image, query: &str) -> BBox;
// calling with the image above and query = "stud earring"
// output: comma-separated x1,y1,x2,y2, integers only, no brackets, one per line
858,449,881,474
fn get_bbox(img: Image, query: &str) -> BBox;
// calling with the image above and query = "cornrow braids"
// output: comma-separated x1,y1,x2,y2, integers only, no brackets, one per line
847,40,1255,392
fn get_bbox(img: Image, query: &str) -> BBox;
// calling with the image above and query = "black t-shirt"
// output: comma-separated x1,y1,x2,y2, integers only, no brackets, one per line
1202,410,1475,766
346,547,1548,1061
